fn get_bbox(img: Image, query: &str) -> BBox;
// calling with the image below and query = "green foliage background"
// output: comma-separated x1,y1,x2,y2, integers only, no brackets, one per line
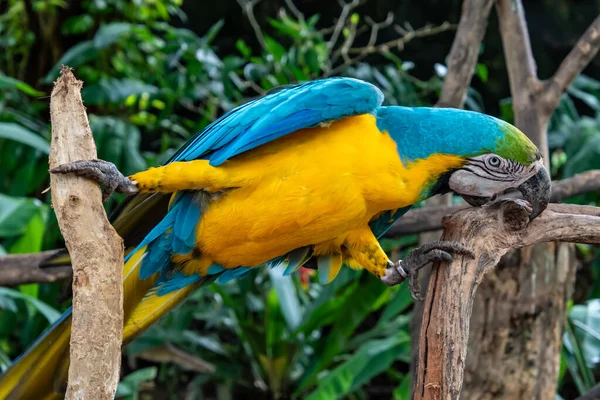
0,1,598,399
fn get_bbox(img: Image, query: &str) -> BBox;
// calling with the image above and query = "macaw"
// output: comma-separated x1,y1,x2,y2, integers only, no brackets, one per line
0,77,550,399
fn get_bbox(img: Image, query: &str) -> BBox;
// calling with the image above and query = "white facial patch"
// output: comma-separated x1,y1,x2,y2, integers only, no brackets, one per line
449,155,543,197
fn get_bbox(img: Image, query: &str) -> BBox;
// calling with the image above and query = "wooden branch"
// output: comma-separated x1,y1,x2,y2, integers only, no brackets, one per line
495,0,538,91
413,202,600,400
49,66,123,400
548,169,600,203
387,205,466,236
237,0,268,52
0,250,71,285
543,15,600,112
496,0,548,156
436,0,494,108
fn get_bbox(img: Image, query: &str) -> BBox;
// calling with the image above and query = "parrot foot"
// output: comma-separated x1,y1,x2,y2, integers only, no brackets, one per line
50,159,138,201
381,241,475,301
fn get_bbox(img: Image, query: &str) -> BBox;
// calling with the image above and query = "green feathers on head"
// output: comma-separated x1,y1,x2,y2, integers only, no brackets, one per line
495,123,541,165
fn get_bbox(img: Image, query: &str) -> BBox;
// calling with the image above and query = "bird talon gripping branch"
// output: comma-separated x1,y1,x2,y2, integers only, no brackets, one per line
50,159,138,201
382,241,475,300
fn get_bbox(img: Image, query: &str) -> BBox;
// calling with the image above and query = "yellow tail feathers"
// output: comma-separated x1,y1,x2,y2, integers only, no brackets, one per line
0,245,205,400
0,312,71,400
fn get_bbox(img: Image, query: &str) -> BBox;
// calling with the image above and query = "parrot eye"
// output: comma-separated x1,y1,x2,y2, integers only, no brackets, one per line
486,155,502,168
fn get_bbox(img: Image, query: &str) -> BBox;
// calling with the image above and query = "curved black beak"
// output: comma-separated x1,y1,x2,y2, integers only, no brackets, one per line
518,167,551,220
461,194,491,207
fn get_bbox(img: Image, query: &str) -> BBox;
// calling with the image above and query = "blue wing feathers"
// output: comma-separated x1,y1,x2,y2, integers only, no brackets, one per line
216,267,253,284
212,109,317,161
207,264,225,274
170,77,383,165
369,206,413,239
125,205,178,263
172,194,200,253
154,272,203,296
140,232,172,280
135,78,384,292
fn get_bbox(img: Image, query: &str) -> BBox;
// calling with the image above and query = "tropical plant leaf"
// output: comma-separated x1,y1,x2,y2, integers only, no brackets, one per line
0,288,60,323
296,275,390,393
0,75,44,96
0,123,49,153
0,194,43,238
305,334,409,400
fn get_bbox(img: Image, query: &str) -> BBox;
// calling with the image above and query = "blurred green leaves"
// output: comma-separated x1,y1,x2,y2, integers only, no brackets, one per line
0,288,60,324
305,334,410,400
0,75,43,97
562,300,600,396
0,123,49,154
549,75,600,200
116,367,158,400
0,194,47,240
126,266,414,399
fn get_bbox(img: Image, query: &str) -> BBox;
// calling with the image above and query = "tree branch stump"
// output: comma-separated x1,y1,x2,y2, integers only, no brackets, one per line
413,202,600,400
49,66,123,400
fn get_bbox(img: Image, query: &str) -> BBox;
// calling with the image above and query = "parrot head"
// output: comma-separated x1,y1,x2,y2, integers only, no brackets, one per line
376,106,551,219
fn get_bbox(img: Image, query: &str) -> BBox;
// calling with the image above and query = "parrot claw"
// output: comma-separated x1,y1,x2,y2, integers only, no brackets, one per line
381,241,475,301
50,159,138,201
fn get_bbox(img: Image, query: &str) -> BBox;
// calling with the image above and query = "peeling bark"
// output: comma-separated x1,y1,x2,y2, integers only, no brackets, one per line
49,66,124,400
462,244,576,400
413,202,600,400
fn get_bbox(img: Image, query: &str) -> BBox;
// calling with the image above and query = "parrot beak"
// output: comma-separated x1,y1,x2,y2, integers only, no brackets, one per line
517,166,551,220
459,165,551,220
460,194,491,207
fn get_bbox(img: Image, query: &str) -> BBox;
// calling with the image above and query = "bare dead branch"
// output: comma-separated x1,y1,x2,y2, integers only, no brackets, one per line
237,0,268,52
387,205,468,237
496,0,548,156
228,71,266,96
334,11,360,66
328,21,455,76
135,343,215,374
349,22,455,55
496,0,539,96
413,201,600,399
363,13,395,49
327,0,363,54
548,169,600,203
436,0,494,108
542,15,600,112
49,66,124,400
0,250,70,286
283,0,304,23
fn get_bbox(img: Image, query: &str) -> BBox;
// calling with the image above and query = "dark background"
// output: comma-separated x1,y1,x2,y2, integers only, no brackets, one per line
181,0,600,114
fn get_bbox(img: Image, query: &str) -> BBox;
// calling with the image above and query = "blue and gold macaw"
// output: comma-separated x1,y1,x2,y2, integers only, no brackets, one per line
0,77,550,399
